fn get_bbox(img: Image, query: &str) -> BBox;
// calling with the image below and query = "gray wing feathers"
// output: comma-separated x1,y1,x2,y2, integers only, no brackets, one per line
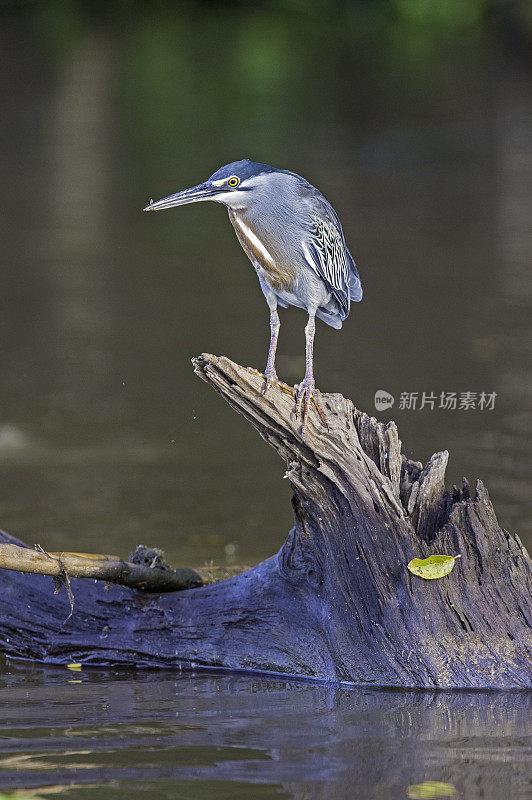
303,198,362,319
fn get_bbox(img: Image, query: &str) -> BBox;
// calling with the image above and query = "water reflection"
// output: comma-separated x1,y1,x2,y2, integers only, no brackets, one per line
0,664,529,799
0,5,530,570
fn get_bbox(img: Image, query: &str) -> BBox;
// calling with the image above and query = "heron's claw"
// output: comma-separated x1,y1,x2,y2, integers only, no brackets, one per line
246,367,295,397
262,370,295,397
294,377,328,441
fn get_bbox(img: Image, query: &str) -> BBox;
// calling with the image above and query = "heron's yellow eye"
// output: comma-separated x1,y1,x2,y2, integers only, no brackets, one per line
228,176,239,187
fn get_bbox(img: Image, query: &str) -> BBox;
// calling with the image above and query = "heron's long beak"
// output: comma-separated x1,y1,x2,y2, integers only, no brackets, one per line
143,182,223,212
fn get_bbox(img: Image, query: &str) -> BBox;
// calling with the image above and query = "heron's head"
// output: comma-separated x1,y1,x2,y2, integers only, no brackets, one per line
143,159,280,213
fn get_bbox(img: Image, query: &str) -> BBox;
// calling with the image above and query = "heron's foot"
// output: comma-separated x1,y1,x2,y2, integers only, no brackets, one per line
262,370,296,397
294,377,328,441
246,367,295,397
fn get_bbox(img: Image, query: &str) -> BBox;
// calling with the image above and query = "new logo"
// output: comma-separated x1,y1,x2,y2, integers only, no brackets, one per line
374,390,394,411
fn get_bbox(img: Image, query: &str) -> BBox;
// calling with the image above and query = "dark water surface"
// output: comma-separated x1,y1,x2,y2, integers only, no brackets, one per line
1,5,531,798
0,662,530,800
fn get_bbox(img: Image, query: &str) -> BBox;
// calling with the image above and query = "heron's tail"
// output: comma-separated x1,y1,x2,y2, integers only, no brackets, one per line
348,254,363,302
316,305,343,329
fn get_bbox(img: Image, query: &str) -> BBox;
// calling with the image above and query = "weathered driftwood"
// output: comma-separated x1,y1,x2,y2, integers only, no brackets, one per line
0,354,530,688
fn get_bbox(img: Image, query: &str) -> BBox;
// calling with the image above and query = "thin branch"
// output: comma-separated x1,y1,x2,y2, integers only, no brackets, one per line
0,543,203,593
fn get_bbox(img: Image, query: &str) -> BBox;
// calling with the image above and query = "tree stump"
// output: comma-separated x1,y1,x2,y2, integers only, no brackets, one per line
0,354,530,688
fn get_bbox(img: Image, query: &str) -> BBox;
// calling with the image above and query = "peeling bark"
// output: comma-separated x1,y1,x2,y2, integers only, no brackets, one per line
0,354,530,688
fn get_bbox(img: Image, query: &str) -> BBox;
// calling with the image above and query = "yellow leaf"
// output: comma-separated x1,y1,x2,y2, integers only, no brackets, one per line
407,554,461,580
407,781,456,799
67,663,82,671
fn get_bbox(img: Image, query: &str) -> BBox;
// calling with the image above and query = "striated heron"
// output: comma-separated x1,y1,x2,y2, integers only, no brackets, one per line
144,160,362,439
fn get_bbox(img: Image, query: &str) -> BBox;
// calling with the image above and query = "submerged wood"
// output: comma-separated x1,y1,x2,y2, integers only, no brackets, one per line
0,354,530,688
